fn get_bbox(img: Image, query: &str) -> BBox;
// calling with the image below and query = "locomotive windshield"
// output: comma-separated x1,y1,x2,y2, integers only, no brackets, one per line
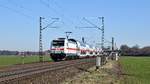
52,40,64,46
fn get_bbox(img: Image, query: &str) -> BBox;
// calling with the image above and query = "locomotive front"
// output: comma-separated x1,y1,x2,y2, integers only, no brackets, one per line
50,38,66,61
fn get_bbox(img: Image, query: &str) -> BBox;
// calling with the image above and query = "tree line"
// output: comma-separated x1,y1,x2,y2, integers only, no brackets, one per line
120,45,150,56
0,50,50,56
0,50,19,55
1,45,150,56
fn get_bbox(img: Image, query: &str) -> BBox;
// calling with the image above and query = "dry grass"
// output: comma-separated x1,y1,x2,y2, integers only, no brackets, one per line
63,61,119,84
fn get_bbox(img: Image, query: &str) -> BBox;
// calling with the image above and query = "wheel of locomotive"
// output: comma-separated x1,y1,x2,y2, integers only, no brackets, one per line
75,55,79,59
51,57,58,62
87,55,90,58
65,56,69,60
77,56,80,60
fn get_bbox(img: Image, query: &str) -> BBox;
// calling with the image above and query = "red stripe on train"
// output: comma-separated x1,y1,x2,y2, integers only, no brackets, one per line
51,48,64,50
66,48,79,50
51,48,96,52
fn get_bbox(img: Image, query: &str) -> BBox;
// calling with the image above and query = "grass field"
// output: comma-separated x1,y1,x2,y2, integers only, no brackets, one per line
120,56,150,84
0,55,52,67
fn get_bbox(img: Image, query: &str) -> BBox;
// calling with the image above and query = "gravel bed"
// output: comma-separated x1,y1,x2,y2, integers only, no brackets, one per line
0,61,52,72
0,58,96,84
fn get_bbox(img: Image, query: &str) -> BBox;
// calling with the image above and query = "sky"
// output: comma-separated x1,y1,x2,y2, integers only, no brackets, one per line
0,0,150,51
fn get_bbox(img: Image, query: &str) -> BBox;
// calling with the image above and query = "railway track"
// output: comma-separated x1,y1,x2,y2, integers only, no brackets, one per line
0,58,95,83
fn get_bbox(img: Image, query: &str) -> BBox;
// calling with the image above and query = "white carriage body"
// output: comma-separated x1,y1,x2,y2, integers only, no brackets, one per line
64,38,78,56
50,38,101,61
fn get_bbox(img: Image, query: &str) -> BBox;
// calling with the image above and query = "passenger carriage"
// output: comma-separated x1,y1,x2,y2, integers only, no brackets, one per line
50,38,101,61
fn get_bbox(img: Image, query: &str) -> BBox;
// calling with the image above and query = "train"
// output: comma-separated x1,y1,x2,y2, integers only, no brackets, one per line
50,38,102,61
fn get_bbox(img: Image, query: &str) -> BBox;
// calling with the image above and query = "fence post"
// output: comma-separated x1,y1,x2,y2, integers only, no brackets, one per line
96,55,101,70
21,55,25,64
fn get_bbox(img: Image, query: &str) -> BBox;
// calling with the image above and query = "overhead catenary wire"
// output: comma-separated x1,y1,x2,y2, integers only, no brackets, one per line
0,4,33,20
76,17,105,49
39,0,75,26
50,0,76,25
82,17,103,30
48,0,72,26
47,0,62,9
42,19,59,30
104,38,112,43
6,0,33,12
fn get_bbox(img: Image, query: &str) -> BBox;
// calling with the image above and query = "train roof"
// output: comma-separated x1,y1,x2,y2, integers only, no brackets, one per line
53,38,77,43
68,38,77,42
53,37,101,48
57,38,65,40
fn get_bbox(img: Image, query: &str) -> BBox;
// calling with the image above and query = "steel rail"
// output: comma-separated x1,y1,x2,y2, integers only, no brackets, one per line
0,58,95,83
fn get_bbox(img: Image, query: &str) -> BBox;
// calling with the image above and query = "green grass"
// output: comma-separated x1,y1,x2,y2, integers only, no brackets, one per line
0,55,52,67
120,56,150,84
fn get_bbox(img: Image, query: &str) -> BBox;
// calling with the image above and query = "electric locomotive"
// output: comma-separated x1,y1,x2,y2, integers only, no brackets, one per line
50,38,100,61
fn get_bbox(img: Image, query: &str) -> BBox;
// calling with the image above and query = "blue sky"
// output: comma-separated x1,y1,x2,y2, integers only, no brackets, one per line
0,0,150,51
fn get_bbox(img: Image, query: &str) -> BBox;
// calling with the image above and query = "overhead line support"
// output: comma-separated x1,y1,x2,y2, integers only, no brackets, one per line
39,17,44,62
39,16,59,62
